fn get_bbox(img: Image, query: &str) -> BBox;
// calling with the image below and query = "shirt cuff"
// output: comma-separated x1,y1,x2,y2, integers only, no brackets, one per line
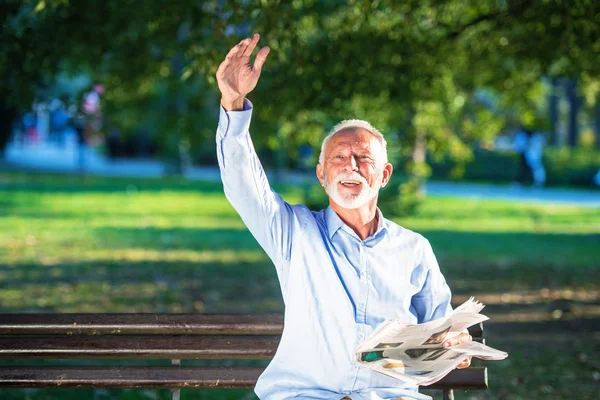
217,99,253,138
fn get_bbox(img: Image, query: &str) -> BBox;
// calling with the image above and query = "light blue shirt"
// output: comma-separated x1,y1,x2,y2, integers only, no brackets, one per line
216,103,452,400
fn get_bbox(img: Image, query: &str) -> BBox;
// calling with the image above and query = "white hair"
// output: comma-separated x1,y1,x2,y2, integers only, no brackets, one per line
318,119,388,165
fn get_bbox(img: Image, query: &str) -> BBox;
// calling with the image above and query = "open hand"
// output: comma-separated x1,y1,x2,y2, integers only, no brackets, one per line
216,33,270,111
442,332,472,369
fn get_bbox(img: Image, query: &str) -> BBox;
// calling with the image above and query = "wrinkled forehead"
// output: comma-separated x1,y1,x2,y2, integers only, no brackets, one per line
326,128,383,154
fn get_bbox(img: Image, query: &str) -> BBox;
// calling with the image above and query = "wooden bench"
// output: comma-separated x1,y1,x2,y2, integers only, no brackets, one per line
0,314,487,400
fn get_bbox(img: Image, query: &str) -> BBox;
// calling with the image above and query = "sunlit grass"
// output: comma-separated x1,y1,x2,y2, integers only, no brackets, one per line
0,171,598,399
401,196,600,234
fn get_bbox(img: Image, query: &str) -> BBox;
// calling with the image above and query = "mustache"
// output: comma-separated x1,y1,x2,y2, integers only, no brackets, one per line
334,172,368,185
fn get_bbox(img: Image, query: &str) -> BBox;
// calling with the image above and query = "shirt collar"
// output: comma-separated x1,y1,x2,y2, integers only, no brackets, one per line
325,206,387,241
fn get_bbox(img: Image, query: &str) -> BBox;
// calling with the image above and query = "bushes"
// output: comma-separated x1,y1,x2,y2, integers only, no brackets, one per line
377,174,425,218
430,147,600,187
543,147,600,186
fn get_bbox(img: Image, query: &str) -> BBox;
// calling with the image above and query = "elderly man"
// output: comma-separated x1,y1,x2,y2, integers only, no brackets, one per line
216,34,472,400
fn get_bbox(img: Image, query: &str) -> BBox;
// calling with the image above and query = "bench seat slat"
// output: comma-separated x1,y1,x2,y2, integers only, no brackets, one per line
0,334,482,360
0,366,487,390
0,336,280,359
0,315,482,338
0,366,260,388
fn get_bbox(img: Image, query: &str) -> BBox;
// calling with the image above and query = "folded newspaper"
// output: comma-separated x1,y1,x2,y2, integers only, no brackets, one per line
354,297,508,386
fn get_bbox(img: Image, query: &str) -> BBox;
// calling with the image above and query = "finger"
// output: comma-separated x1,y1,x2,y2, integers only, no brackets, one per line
216,60,227,78
456,357,472,369
253,46,270,72
236,37,252,58
443,336,457,348
224,43,240,60
242,33,260,57
443,333,472,348
216,54,231,79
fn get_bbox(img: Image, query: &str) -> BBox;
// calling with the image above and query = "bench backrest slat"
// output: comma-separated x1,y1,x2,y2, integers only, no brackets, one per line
0,314,483,338
0,314,283,335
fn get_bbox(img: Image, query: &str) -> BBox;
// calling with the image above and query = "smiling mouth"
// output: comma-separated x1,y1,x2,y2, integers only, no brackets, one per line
339,180,362,188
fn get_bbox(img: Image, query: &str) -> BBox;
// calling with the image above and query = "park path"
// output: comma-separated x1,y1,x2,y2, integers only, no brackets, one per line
422,180,600,208
3,147,599,208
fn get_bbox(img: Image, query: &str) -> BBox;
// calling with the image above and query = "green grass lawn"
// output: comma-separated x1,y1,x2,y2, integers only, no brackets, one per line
0,171,598,399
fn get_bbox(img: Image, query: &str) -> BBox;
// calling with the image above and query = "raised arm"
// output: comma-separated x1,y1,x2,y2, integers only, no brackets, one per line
215,35,296,289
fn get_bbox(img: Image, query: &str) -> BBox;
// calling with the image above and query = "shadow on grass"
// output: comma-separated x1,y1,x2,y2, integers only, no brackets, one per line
89,227,262,251
2,225,598,312
88,227,599,276
0,258,283,314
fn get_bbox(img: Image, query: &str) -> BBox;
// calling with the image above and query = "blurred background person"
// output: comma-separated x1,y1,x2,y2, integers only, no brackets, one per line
526,129,546,187
512,125,532,186
512,125,546,187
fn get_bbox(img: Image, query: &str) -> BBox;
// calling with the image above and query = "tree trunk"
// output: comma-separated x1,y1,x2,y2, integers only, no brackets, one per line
547,78,558,146
412,127,426,165
564,79,579,148
0,98,18,153
595,97,600,149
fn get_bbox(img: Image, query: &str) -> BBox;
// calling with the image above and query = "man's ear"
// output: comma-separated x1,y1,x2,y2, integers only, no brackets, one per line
316,163,325,187
381,163,393,188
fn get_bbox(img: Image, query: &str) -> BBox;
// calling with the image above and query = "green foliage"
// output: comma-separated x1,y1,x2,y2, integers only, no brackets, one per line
301,182,329,211
2,0,600,187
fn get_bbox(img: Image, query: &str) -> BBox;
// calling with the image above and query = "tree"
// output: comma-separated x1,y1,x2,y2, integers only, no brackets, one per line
1,0,599,175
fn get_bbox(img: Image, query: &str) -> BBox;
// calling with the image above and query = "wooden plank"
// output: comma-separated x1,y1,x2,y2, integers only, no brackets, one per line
0,336,280,359
0,366,488,390
0,315,483,338
424,367,488,390
0,366,262,388
0,332,481,361
0,314,284,336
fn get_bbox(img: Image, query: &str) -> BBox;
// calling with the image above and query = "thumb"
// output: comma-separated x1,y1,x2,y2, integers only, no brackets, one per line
253,46,270,73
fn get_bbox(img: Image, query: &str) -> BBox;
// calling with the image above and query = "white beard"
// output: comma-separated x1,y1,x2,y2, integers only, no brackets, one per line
324,171,381,209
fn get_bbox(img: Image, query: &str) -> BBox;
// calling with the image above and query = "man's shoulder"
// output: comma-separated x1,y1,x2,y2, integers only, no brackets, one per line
285,202,324,225
382,216,429,246
307,206,327,224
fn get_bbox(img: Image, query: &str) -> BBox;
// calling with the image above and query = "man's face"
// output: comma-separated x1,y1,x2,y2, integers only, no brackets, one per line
316,128,392,209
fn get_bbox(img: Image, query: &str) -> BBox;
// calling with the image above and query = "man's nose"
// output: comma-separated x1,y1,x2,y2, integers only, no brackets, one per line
343,156,359,172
